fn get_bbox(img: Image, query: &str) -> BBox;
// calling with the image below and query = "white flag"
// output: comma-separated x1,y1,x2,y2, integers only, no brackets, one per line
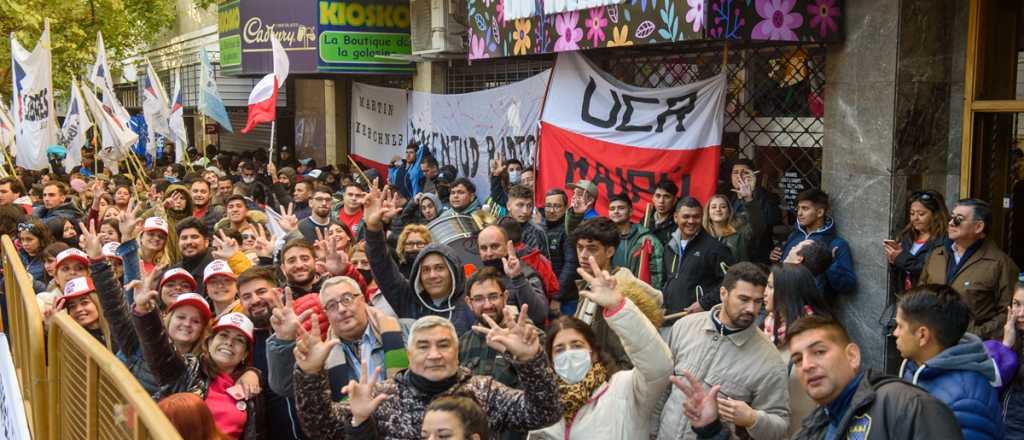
61,79,93,172
81,83,137,171
11,22,58,170
88,32,132,123
0,100,14,151
168,71,188,164
142,59,170,138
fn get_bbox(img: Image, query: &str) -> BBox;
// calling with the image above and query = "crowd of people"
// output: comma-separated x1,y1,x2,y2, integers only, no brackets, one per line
0,142,1021,440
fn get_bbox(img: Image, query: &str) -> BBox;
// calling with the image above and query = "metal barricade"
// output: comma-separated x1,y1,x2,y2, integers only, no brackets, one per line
47,313,181,440
1,235,48,439
1,234,182,440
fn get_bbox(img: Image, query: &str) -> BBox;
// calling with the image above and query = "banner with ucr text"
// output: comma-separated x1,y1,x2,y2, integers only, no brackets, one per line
408,69,550,201
538,53,726,221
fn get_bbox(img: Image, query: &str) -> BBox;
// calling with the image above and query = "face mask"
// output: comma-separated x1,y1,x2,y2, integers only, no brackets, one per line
242,176,255,184
553,349,592,384
404,252,420,263
358,268,374,285
481,259,504,274
508,170,521,184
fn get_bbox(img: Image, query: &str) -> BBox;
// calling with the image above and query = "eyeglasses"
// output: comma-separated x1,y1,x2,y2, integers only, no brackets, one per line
950,215,968,227
468,292,504,305
405,241,428,249
322,293,359,312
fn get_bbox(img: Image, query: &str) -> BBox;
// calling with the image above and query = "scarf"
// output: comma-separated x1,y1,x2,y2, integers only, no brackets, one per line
407,371,458,399
557,361,608,424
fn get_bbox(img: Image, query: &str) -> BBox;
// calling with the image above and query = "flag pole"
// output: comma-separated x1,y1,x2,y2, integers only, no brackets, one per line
269,120,276,164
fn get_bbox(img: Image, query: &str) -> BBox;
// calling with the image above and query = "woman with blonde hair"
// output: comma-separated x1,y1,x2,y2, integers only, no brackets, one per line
395,223,431,279
702,192,762,263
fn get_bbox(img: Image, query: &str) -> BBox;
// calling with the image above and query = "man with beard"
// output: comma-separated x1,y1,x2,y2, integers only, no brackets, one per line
656,262,789,440
281,240,325,297
608,193,664,289
476,225,548,324
267,276,409,402
235,266,306,440
364,183,476,334
175,217,213,296
505,185,548,258
298,186,343,244
190,178,224,232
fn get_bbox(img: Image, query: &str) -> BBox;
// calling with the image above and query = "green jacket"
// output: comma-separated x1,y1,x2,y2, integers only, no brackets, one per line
612,224,664,290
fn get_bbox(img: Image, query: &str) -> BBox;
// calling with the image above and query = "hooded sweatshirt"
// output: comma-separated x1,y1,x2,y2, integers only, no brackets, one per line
780,216,857,297
365,228,476,334
899,333,1005,440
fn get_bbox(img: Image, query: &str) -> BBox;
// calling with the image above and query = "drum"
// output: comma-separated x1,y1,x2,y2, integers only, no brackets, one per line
427,213,480,246
426,213,483,268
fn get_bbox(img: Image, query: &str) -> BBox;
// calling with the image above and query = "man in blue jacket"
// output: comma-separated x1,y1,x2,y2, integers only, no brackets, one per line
772,188,856,298
894,284,1004,440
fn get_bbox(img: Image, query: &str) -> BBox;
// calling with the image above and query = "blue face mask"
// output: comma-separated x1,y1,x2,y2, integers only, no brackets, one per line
553,349,592,384
508,170,521,184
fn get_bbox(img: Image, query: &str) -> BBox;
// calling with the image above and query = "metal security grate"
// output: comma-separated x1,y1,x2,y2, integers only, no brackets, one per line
449,41,827,217
447,57,555,94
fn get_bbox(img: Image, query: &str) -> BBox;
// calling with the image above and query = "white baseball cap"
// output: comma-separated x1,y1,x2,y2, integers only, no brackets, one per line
59,276,96,309
102,242,122,261
143,217,169,235
211,312,254,343
203,260,236,283
167,293,212,321
55,248,90,269
159,268,197,291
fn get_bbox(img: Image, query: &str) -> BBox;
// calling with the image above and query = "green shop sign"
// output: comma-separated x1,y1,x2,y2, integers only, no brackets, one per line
317,0,414,74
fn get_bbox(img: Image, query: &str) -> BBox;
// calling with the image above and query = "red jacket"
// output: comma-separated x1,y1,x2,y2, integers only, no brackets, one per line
517,244,559,299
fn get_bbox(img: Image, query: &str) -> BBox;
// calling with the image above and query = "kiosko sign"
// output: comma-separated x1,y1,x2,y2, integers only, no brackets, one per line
217,0,412,76
318,0,414,74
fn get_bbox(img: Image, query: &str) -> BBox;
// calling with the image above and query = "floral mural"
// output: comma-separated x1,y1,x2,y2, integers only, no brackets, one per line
467,0,843,59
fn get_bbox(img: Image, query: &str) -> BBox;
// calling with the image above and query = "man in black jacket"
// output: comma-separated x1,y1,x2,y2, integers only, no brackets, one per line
650,180,679,246
676,315,962,440
176,217,214,296
661,197,735,327
728,159,782,264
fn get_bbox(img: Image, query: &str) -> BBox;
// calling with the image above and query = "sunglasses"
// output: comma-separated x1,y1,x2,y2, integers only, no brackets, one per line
950,215,968,227
17,223,34,232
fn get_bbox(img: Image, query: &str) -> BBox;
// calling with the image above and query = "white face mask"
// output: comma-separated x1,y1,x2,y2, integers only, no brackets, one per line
553,349,592,384
508,170,521,184
242,176,255,184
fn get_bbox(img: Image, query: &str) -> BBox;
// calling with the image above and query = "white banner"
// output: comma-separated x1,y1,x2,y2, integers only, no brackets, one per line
350,82,409,166
543,53,726,150
0,334,31,440
11,23,59,170
408,69,550,200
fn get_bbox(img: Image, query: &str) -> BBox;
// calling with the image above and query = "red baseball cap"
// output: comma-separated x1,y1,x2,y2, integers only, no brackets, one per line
167,293,212,322
159,268,197,291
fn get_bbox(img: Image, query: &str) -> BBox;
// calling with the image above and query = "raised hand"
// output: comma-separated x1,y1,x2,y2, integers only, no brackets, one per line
1005,306,1020,348
576,256,622,307
118,201,142,241
278,203,299,233
212,229,240,260
489,151,508,177
380,188,402,224
252,226,276,259
134,288,160,314
363,178,385,231
315,228,349,276
341,360,390,427
472,310,540,361
502,240,523,278
270,287,312,342
732,171,755,202
227,370,262,400
78,219,104,260
671,371,720,429
294,314,339,374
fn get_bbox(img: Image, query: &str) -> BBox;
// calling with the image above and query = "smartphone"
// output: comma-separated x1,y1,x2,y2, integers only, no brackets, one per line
883,239,897,247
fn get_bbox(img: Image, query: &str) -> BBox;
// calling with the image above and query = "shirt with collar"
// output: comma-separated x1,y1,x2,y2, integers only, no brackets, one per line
825,371,865,440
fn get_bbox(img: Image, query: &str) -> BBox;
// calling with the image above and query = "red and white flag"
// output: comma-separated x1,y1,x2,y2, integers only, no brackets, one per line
241,36,289,133
537,53,726,221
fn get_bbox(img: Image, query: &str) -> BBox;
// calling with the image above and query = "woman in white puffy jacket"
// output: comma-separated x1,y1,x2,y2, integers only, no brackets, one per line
529,264,673,440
